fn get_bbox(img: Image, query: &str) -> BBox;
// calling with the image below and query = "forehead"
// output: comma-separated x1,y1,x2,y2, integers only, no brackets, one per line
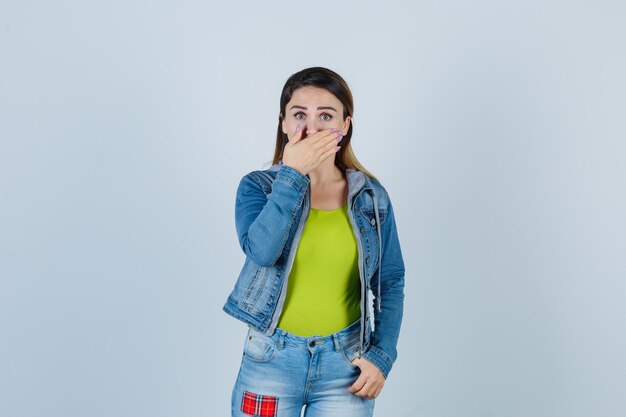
288,86,342,108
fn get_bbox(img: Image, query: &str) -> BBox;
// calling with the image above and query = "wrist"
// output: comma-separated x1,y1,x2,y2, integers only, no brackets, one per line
282,162,308,176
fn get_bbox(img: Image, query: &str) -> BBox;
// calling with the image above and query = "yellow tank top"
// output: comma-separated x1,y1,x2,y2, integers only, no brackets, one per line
276,203,361,336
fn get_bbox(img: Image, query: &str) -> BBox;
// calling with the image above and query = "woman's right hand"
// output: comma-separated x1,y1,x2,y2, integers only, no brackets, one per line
282,124,343,176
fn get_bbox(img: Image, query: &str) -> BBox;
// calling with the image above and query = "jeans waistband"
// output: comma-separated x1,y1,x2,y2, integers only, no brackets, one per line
251,318,362,352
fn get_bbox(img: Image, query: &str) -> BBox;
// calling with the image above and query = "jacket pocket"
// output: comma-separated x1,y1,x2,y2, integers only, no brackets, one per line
358,208,387,276
241,266,269,310
359,208,387,229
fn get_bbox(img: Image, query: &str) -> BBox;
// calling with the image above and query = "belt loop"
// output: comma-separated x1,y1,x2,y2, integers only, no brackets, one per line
332,333,341,352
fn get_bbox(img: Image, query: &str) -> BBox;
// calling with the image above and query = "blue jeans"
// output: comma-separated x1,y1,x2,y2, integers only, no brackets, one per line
231,319,375,417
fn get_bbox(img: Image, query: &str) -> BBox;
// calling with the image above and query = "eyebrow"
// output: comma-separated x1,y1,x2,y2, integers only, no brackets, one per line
289,105,338,112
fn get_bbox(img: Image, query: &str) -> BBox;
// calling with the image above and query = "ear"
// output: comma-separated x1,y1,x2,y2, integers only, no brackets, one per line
341,116,351,135
281,116,287,134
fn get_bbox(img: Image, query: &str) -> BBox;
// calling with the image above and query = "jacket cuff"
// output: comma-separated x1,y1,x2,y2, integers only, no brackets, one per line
361,345,394,379
275,164,309,194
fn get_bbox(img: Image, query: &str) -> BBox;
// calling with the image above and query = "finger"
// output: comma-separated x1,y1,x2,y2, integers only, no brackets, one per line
310,128,340,147
318,129,341,151
318,141,341,163
353,374,382,397
348,374,367,394
366,381,381,398
288,123,303,144
320,131,343,152
316,147,339,167
353,380,374,398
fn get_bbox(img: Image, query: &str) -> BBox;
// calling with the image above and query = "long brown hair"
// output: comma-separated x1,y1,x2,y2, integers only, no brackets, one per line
273,67,377,181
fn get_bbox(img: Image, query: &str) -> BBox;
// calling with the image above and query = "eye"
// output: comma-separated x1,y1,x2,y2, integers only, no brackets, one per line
294,112,305,120
321,113,333,121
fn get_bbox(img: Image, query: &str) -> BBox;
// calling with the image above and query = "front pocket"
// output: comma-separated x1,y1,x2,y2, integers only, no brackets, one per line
243,329,277,363
340,337,361,368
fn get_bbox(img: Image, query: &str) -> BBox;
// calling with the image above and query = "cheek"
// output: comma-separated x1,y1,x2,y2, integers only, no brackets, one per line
283,118,298,129
282,119,293,134
284,117,309,133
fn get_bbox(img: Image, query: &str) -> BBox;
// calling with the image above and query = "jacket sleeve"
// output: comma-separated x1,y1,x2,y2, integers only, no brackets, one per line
235,164,310,266
361,195,405,378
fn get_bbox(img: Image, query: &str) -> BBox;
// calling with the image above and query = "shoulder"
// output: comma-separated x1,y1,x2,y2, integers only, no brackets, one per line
245,163,280,182
238,164,280,192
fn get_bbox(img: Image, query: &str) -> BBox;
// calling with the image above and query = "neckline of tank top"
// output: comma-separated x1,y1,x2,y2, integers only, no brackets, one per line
309,203,348,213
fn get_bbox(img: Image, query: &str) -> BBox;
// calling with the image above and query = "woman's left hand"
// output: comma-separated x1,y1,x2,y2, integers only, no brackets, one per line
347,357,386,399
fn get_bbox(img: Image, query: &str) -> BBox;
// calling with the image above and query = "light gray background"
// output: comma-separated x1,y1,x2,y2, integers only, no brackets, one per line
1,1,625,416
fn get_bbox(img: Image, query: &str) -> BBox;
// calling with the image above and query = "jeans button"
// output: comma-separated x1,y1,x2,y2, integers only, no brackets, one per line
309,341,315,347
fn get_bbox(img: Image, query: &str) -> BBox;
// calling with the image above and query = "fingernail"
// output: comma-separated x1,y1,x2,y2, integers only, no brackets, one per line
336,146,341,152
296,124,301,133
331,128,337,132
336,136,342,143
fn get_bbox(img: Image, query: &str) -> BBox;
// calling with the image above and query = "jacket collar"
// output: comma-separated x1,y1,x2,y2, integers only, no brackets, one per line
269,162,372,198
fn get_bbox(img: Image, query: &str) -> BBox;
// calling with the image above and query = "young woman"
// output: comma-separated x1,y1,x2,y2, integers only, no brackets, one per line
223,67,405,417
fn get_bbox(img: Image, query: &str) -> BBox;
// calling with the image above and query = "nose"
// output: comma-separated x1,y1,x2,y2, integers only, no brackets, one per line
305,121,321,137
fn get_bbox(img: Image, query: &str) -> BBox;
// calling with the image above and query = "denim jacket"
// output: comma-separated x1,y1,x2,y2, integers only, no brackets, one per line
223,163,405,378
